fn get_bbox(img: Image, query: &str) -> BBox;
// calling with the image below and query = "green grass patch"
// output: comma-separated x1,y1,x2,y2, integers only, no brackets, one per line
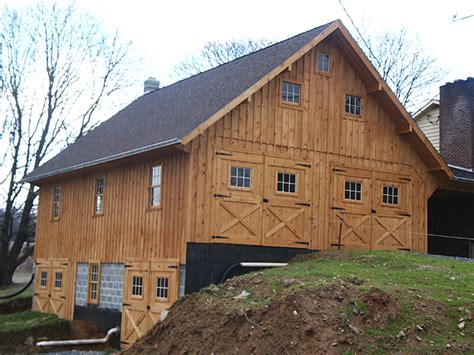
0,311,66,334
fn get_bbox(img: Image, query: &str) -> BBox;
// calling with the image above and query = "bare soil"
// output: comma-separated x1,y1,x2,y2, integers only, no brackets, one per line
0,319,108,354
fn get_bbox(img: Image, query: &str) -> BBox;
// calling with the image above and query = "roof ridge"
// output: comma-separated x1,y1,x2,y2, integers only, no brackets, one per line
146,20,338,95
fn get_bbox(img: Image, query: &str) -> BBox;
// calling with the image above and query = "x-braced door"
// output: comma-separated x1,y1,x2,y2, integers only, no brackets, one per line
121,259,179,348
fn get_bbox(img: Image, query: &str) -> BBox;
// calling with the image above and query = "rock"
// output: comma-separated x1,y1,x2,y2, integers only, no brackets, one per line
446,343,451,349
24,336,34,346
416,336,422,341
416,325,424,331
331,342,338,347
339,312,348,327
234,290,251,300
458,307,465,312
458,321,465,330
353,308,359,315
282,279,296,287
349,324,360,335
397,330,406,338
450,276,456,281
160,309,169,322
293,310,298,316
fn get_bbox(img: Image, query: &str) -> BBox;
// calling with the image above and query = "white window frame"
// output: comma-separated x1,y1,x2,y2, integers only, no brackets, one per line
229,166,252,189
40,271,48,288
131,275,143,298
281,81,301,105
276,172,297,194
383,185,400,205
54,272,63,289
150,165,162,207
317,52,330,73
156,277,169,301
95,177,105,215
345,95,361,116
344,181,362,201
52,185,61,220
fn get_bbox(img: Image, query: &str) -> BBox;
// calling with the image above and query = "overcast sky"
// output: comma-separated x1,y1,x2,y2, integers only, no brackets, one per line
4,0,474,101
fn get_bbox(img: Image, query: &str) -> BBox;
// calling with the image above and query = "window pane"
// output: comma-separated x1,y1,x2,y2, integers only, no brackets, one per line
230,166,251,189
281,81,301,104
345,181,362,201
277,172,297,194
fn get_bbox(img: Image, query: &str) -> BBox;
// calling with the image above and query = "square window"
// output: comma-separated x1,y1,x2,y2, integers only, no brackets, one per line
281,81,301,104
344,181,362,201
317,53,330,73
383,185,399,205
230,166,252,189
156,277,169,300
277,172,297,194
345,95,361,115
40,271,47,288
54,272,63,289
132,275,143,297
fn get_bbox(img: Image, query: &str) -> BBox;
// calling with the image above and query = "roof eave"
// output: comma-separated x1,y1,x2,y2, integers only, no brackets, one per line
24,138,181,184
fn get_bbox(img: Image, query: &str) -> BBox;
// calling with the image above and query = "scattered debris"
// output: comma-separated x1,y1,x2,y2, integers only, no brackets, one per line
458,321,465,330
416,325,424,331
349,324,360,335
397,330,406,338
233,290,251,300
282,279,296,288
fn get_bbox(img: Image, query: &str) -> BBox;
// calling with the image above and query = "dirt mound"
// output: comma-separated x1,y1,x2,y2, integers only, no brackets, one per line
127,283,401,354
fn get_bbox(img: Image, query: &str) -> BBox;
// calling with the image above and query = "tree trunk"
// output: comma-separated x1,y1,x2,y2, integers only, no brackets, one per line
0,264,15,286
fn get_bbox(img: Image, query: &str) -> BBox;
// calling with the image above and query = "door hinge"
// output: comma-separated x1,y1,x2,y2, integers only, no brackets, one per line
212,235,229,240
61,296,66,299
397,248,411,251
123,303,131,307
295,202,310,207
296,163,311,168
332,207,346,211
124,264,133,268
214,194,231,198
333,168,347,172
293,241,309,245
216,151,232,156
168,265,178,269
399,177,412,182
398,212,411,217
330,243,345,247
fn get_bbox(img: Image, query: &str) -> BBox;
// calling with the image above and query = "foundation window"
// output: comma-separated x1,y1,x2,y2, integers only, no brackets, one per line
277,172,297,194
344,181,362,201
230,166,251,189
150,165,162,207
132,275,143,297
52,185,61,219
156,277,169,300
345,95,361,115
317,53,330,73
40,271,48,288
281,81,301,104
87,263,100,305
54,272,63,289
383,185,399,205
95,177,104,215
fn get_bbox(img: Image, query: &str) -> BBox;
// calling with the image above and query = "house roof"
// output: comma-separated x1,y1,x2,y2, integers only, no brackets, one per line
25,20,453,183
449,165,474,183
413,99,440,120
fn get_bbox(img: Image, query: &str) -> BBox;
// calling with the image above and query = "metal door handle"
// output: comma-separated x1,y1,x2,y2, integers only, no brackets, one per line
263,198,269,203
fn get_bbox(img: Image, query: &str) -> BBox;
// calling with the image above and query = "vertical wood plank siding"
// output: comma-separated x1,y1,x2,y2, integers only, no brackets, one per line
35,151,188,263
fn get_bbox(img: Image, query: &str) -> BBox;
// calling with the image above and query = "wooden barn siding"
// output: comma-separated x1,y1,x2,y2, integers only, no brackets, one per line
185,39,440,253
34,151,189,263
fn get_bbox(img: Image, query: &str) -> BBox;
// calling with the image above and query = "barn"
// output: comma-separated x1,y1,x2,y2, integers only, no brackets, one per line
25,20,456,347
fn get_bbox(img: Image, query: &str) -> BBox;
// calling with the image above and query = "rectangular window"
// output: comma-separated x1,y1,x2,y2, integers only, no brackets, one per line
52,186,61,219
345,95,361,115
317,53,330,73
40,271,48,288
383,185,399,205
281,81,301,104
150,165,162,207
54,272,63,289
87,264,100,304
132,275,143,297
95,177,104,215
344,181,362,201
230,166,251,189
156,277,169,300
277,172,297,194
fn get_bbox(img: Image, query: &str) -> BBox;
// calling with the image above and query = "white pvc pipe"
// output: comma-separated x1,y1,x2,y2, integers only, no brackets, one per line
240,262,288,267
36,326,119,347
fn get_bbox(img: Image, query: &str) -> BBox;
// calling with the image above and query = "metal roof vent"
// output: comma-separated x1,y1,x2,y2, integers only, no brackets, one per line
144,77,160,94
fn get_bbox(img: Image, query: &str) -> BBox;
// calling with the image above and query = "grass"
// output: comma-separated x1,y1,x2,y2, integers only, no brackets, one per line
203,250,473,352
0,282,33,303
0,311,66,334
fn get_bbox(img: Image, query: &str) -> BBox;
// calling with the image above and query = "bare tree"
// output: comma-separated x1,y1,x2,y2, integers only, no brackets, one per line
338,0,447,110
0,1,136,285
174,39,274,79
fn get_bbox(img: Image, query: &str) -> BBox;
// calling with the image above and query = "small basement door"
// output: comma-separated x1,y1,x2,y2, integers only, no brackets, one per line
330,166,413,250
32,259,70,319
211,150,312,248
120,259,179,348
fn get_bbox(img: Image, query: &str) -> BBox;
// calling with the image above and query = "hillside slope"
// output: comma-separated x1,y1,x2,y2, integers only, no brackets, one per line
127,251,473,354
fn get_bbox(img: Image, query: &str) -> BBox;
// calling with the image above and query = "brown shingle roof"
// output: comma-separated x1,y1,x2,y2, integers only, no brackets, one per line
25,21,335,182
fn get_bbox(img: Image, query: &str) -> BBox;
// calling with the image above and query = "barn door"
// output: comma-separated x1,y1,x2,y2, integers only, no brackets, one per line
121,259,179,348
262,157,312,247
33,259,69,318
33,259,51,313
330,167,372,249
211,151,264,245
371,172,412,251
